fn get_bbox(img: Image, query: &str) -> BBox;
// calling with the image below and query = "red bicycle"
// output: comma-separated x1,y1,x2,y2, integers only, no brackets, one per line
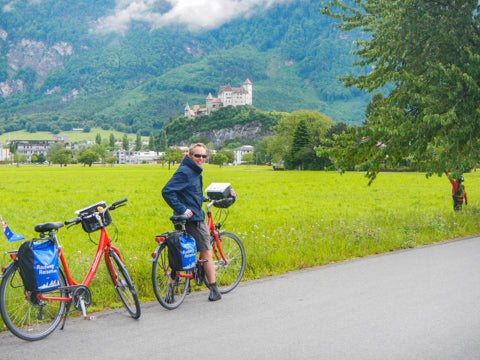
151,198,246,310
0,198,140,341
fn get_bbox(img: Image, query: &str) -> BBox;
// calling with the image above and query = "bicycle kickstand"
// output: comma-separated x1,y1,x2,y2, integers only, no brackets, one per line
60,301,71,330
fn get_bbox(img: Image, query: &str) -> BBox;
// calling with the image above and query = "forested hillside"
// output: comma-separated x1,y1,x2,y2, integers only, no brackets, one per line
0,0,370,137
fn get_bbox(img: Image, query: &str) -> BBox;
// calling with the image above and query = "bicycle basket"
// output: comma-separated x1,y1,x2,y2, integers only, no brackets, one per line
75,201,112,233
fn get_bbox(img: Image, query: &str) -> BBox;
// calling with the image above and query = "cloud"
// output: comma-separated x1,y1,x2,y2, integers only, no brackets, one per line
3,0,43,13
93,0,296,34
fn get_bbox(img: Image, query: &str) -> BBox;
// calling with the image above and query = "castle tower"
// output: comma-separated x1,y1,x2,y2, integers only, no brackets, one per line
243,79,252,105
184,103,193,118
206,93,214,115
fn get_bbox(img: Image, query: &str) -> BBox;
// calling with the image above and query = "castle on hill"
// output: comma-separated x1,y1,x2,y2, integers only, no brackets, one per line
184,79,252,118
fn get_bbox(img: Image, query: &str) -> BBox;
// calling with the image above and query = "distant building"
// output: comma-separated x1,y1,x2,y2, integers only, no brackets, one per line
233,145,254,165
13,135,71,162
0,148,11,162
116,150,164,164
185,79,253,118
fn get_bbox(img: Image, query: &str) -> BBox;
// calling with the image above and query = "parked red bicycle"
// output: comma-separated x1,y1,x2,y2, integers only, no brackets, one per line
151,197,246,310
0,198,140,341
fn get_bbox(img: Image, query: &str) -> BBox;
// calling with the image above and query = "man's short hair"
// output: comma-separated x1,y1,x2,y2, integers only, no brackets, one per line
189,143,206,155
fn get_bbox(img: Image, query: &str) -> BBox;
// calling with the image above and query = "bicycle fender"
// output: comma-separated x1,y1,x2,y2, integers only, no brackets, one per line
1,260,17,278
149,243,166,262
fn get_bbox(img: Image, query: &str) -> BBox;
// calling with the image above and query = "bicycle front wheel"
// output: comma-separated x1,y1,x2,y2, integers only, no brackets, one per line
106,250,141,319
151,243,190,310
0,263,67,341
212,232,246,294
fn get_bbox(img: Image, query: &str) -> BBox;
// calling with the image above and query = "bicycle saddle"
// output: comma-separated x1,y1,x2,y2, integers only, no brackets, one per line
169,215,188,223
34,222,64,233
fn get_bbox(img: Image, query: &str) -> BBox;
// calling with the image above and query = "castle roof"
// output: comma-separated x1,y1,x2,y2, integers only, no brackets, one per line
219,84,232,92
218,83,248,95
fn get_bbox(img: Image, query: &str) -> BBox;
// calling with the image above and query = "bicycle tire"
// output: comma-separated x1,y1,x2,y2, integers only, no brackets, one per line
151,243,190,310
0,263,67,341
106,250,141,319
212,232,246,294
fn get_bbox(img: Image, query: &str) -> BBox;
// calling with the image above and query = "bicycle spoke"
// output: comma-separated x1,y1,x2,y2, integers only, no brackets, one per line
151,244,189,310
0,265,67,341
213,232,246,294
106,251,141,319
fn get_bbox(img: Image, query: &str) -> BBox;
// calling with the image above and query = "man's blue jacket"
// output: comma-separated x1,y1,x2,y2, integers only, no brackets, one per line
162,155,205,222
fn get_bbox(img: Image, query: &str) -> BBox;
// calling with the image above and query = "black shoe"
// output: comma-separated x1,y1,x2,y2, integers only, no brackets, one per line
165,283,175,304
208,283,222,301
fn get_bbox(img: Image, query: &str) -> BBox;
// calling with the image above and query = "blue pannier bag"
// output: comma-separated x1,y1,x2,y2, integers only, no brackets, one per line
166,232,197,271
179,234,196,271
17,239,59,292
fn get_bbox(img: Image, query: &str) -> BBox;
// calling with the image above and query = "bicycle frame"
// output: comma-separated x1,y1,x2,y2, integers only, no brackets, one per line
206,202,228,266
39,227,121,302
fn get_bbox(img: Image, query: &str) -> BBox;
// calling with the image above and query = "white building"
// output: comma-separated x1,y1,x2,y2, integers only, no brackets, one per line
116,150,164,164
13,135,71,162
185,79,253,118
0,148,11,162
233,145,254,165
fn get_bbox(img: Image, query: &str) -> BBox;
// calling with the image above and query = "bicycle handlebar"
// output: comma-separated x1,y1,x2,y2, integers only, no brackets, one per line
64,198,128,228
110,197,128,210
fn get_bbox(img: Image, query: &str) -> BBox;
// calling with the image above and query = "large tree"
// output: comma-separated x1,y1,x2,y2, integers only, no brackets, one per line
271,110,333,169
285,118,311,170
320,0,480,182
77,149,100,167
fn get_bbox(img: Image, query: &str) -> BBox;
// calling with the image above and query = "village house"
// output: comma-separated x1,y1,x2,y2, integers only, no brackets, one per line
0,147,12,162
233,145,254,165
116,150,165,164
12,135,71,162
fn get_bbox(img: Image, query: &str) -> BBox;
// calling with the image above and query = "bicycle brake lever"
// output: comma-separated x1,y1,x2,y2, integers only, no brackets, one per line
65,218,81,229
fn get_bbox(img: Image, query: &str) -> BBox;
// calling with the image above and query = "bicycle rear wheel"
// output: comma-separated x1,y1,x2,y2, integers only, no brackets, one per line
151,243,190,310
212,232,246,294
106,250,141,319
0,263,67,341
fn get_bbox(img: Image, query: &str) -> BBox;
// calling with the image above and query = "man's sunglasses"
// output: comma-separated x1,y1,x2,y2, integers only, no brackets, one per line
193,154,207,158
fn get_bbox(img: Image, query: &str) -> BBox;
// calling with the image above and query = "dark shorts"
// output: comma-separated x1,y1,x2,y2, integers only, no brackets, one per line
453,196,463,211
185,221,211,252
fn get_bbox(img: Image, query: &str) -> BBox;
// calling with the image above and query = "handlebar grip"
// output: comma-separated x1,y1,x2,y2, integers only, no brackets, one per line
64,217,81,226
112,198,128,208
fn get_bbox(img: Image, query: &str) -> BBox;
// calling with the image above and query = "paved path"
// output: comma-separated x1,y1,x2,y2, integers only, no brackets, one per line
1,237,480,359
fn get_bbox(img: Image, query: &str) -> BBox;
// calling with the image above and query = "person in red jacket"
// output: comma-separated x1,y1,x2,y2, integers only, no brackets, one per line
445,171,468,211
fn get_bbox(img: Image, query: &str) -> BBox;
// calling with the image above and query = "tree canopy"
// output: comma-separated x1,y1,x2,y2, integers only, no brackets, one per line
320,0,480,182
269,110,334,169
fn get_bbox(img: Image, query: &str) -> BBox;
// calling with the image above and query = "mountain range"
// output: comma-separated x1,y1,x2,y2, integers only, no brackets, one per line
0,0,370,137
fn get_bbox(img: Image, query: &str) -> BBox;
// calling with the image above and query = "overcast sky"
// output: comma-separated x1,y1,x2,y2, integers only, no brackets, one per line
93,0,297,34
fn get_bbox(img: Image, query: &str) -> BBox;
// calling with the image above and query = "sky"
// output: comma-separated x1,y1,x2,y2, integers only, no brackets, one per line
93,0,297,34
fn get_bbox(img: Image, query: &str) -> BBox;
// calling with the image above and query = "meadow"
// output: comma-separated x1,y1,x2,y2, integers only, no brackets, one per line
1,164,480,319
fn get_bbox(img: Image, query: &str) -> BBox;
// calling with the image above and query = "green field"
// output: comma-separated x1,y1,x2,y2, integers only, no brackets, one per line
0,164,479,320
